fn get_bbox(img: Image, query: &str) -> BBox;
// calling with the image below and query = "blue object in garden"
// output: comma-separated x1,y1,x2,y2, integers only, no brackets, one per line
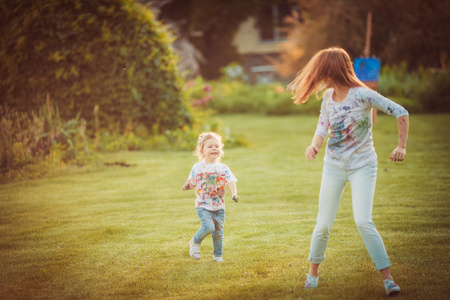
354,57,381,82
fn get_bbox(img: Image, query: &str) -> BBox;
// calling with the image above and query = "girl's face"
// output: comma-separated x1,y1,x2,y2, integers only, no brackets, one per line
202,138,221,163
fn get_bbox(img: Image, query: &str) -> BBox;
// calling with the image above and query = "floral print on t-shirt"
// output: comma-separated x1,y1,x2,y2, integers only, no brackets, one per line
187,161,237,211
315,87,408,170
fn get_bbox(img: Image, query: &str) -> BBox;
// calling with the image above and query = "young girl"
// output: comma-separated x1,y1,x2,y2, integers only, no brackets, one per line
289,47,408,296
182,132,239,262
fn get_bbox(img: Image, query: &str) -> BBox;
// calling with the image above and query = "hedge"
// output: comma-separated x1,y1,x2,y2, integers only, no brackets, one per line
0,0,192,132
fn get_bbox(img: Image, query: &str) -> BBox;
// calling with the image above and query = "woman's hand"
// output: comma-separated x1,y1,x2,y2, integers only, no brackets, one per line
305,145,319,161
390,146,406,162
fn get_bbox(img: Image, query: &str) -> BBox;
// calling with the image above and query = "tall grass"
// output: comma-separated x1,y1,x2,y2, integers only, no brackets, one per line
0,100,246,182
0,97,92,182
0,114,448,299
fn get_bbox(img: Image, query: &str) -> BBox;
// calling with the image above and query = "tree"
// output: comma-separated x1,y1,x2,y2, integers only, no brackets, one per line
363,0,450,70
274,0,450,77
0,0,192,131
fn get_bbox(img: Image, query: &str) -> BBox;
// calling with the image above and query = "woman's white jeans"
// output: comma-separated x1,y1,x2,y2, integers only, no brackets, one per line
308,162,391,271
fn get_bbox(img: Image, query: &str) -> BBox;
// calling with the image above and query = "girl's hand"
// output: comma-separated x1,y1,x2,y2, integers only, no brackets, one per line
305,145,319,161
390,147,406,162
182,182,192,191
232,195,239,203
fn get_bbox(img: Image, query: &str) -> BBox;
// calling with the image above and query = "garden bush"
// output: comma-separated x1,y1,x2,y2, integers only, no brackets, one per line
0,100,94,182
417,69,450,112
185,63,449,116
185,77,321,115
0,0,191,132
96,112,247,153
378,63,450,113
0,100,246,182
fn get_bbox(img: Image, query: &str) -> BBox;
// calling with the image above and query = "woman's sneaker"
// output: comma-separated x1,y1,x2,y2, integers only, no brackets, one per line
304,274,318,289
189,238,200,260
384,278,400,296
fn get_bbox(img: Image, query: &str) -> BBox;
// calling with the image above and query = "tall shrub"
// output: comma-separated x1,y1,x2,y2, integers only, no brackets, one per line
0,0,191,132
418,70,450,112
0,101,92,181
378,63,450,113
185,77,321,115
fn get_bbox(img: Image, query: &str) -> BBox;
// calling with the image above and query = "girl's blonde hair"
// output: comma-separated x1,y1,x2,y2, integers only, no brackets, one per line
289,46,367,104
194,132,224,161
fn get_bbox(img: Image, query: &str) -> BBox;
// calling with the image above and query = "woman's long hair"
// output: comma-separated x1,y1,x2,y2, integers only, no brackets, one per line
289,47,367,104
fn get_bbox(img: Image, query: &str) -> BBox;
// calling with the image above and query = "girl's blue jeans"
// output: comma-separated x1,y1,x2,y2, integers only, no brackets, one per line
308,162,391,271
193,208,225,257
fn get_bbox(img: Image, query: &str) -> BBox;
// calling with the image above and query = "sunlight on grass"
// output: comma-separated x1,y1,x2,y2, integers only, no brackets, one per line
0,114,449,299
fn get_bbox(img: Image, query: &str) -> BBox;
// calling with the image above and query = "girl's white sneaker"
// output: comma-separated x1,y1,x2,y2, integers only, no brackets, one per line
214,256,224,262
189,238,200,260
384,278,400,296
304,274,318,289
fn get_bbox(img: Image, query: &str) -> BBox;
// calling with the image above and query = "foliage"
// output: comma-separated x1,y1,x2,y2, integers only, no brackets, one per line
0,100,246,182
220,63,249,82
0,0,191,132
417,69,450,112
185,76,321,115
184,77,213,107
276,0,449,77
378,64,450,113
185,65,449,116
97,115,248,153
0,100,95,182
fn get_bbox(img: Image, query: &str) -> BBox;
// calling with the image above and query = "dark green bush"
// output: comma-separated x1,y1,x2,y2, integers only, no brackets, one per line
417,70,450,112
0,0,191,132
378,64,450,113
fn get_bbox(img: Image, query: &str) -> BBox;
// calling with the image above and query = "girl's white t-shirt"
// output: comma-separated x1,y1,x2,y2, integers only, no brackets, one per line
315,87,409,170
186,161,237,211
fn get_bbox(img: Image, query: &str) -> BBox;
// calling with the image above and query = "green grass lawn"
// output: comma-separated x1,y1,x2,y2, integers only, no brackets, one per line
1,114,449,299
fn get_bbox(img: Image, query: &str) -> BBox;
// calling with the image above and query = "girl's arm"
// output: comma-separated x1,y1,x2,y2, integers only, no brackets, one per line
390,115,409,162
307,97,329,161
364,88,409,118
305,135,325,161
227,182,238,197
182,167,197,191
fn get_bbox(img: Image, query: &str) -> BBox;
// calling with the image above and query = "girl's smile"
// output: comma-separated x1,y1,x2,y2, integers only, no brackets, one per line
202,138,221,163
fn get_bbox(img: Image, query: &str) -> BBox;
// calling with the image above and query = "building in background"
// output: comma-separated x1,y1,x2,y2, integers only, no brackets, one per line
233,2,291,84
149,0,295,83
